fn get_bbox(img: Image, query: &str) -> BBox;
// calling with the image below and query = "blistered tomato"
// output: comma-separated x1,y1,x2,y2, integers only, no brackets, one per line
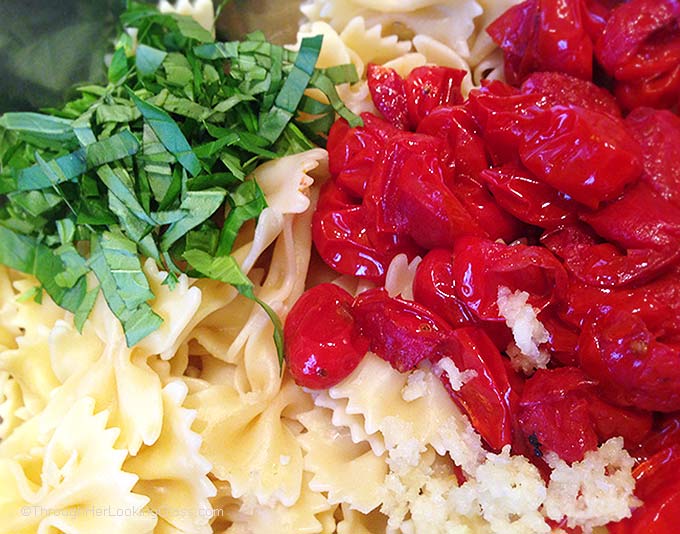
284,284,369,389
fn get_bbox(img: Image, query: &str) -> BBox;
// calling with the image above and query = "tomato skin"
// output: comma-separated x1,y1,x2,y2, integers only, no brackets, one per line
578,306,680,413
518,367,652,463
520,71,621,117
639,414,680,460
596,0,680,80
609,446,680,534
367,133,484,249
542,222,680,289
437,327,518,452
596,0,680,110
519,105,643,209
452,236,568,322
479,163,579,230
352,288,455,373
312,181,420,283
404,66,466,127
487,0,593,84
412,248,476,328
625,107,680,209
563,269,680,342
417,105,489,181
467,82,544,165
284,284,369,389
519,368,600,464
327,113,402,199
367,64,412,130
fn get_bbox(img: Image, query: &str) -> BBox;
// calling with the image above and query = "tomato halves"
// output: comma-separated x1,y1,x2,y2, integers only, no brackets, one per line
609,446,680,534
284,284,369,389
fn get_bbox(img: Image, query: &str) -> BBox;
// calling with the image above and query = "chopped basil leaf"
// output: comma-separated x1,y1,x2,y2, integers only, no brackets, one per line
0,1,361,357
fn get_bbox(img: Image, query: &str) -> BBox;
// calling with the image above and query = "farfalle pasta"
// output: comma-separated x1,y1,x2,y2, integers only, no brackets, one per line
124,381,216,534
0,397,155,534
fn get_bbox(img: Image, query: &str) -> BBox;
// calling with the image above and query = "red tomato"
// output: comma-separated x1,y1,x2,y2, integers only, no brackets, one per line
284,284,369,389
596,0,680,110
520,105,643,209
580,182,680,252
520,71,621,117
327,113,402,199
519,367,600,463
352,288,454,372
412,248,476,328
367,64,411,130
639,414,680,460
312,180,420,282
542,222,680,288
417,105,489,181
609,446,680,534
366,133,484,249
563,269,680,341
487,0,593,84
451,174,527,244
437,327,519,452
518,367,652,463
596,0,680,81
452,236,568,321
479,163,580,229
467,82,544,165
579,306,680,412
404,66,466,126
626,107,680,209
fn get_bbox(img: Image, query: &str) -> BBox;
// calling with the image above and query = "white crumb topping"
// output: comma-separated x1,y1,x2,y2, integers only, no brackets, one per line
401,369,431,402
497,286,551,374
544,437,638,533
432,357,478,392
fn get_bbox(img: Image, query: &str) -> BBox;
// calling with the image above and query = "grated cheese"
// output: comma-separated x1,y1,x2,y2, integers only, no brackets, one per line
432,357,478,391
497,286,551,374
544,437,638,533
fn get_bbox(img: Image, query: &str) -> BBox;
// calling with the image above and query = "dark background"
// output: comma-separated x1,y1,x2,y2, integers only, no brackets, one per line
0,0,124,112
0,0,301,113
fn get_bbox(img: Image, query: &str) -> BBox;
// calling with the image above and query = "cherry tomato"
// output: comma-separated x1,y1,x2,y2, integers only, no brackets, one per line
519,367,600,464
596,0,680,81
625,107,680,209
609,446,680,534
542,222,680,288
452,235,568,321
479,163,580,229
284,284,369,389
520,71,621,117
519,367,653,463
579,306,680,412
487,0,593,84
596,0,680,110
404,66,466,126
352,288,454,372
413,248,476,328
367,64,411,130
467,82,544,165
520,105,643,209
417,105,488,181
366,132,484,249
312,180,419,283
438,327,518,452
640,414,680,459
327,113,402,199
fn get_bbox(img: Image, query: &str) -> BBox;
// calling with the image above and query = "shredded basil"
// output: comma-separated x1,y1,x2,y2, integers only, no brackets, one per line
0,1,362,365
